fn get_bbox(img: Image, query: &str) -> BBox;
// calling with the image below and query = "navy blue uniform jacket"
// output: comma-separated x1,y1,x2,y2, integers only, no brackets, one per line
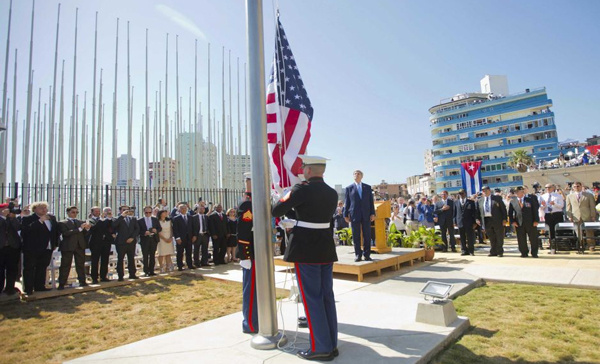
272,177,338,263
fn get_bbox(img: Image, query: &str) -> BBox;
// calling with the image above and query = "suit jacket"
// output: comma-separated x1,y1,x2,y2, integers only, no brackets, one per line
137,216,162,244
343,182,375,222
0,216,21,249
87,217,109,249
208,212,228,238
21,214,59,252
434,198,455,226
191,213,210,238
477,194,507,228
58,219,89,252
112,215,140,245
103,218,116,244
566,191,597,223
454,198,477,228
172,214,193,243
508,195,540,227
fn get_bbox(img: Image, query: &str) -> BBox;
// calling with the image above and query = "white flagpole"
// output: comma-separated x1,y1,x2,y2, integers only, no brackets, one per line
23,0,36,191
145,29,149,190
10,49,17,187
49,3,60,185
111,18,119,187
70,8,79,189
91,12,98,186
58,60,65,185
0,0,12,187
221,46,225,189
245,0,285,349
127,21,132,187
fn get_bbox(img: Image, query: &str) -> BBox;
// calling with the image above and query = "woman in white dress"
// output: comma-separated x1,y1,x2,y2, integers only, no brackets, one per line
390,204,406,234
157,210,175,272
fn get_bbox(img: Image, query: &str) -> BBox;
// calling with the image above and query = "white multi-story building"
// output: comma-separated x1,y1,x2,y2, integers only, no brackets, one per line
116,154,136,185
424,149,434,175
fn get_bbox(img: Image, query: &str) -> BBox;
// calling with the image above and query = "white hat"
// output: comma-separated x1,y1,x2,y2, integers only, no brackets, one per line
243,172,251,180
299,155,329,166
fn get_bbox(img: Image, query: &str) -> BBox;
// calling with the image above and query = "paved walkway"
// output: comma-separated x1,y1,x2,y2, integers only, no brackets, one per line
63,240,599,363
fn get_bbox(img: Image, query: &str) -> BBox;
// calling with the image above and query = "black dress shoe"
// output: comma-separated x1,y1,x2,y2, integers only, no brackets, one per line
333,348,339,357
461,252,469,256
57,284,65,290
149,272,157,276
92,279,99,284
36,287,50,292
201,263,211,267
498,254,503,257
364,256,373,261
532,255,539,258
129,275,139,280
354,256,362,262
298,316,308,328
178,267,184,271
118,277,124,282
470,253,475,256
451,248,457,252
521,254,528,258
487,254,497,257
101,278,111,282
79,282,89,287
297,350,334,361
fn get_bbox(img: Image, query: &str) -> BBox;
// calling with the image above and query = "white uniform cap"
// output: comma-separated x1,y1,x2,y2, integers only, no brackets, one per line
299,155,329,166
243,172,252,180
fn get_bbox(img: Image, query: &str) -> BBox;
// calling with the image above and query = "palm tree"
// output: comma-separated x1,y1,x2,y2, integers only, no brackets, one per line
508,149,535,173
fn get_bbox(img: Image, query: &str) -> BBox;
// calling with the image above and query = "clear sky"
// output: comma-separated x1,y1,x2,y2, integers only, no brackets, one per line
1,0,599,188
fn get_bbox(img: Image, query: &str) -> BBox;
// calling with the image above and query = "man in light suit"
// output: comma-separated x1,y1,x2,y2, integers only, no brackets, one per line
566,181,598,251
476,186,507,257
57,206,91,289
434,190,456,252
138,206,162,276
508,186,540,258
454,189,477,256
113,205,140,281
344,170,375,262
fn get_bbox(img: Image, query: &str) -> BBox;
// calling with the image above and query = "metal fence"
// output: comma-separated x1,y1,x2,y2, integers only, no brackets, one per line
2,183,244,220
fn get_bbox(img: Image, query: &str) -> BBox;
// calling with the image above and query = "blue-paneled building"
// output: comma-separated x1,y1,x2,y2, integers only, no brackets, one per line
429,76,559,194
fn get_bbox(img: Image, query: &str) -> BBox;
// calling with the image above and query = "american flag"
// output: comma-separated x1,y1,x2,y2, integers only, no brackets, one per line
266,18,313,193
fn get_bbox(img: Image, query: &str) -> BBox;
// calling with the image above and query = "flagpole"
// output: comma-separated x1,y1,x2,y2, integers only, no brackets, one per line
49,3,60,185
58,59,65,186
10,49,17,187
194,39,198,188
127,21,132,187
245,0,285,349
23,0,36,192
111,18,119,187
221,46,225,189
91,12,98,187
145,28,149,190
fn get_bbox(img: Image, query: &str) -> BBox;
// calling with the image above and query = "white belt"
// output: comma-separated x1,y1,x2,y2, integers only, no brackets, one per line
296,221,330,229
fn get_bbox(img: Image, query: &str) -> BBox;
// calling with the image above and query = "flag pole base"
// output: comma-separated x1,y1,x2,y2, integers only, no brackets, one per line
250,331,287,350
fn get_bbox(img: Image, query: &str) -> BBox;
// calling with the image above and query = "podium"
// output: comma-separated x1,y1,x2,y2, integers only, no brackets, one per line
372,200,391,253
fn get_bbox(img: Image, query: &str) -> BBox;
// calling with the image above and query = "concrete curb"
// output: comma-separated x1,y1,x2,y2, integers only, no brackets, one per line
416,317,471,364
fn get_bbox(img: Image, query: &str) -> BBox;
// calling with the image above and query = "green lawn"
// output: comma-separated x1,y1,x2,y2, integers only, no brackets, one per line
434,283,600,364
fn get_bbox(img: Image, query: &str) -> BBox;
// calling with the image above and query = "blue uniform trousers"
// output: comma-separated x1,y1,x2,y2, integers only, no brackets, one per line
295,262,337,353
351,220,371,259
242,263,258,333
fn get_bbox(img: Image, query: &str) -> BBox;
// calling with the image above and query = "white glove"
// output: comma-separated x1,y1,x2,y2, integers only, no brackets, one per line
279,219,297,229
240,259,252,270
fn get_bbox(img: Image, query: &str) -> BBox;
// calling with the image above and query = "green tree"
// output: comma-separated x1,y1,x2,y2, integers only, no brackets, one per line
508,149,534,173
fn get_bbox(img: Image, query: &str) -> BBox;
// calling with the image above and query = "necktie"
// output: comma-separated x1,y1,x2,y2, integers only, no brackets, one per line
577,193,581,202
485,197,490,213
548,195,552,212
183,215,187,224
199,215,203,233
125,217,130,225
411,207,415,221
357,184,362,198
519,198,523,208
219,213,223,220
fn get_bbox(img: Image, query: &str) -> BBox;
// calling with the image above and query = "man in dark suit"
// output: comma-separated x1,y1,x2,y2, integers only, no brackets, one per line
113,205,140,281
57,206,91,289
191,204,211,267
172,203,194,270
208,203,229,265
509,186,540,258
477,186,507,257
454,189,477,256
343,170,375,262
138,205,162,276
435,190,456,252
20,201,59,295
88,206,111,283
272,156,339,361
0,204,22,295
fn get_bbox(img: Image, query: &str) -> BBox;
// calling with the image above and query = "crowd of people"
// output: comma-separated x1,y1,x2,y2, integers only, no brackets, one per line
377,182,600,257
0,196,251,297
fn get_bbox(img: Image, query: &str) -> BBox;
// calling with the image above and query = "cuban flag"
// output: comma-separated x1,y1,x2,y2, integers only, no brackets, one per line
460,161,483,196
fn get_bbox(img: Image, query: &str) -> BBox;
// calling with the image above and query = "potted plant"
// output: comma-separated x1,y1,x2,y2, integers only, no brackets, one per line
508,149,534,173
417,226,442,261
336,227,353,246
387,223,404,248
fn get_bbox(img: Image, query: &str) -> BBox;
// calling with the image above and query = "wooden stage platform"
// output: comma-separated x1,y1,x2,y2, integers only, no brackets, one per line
274,246,426,282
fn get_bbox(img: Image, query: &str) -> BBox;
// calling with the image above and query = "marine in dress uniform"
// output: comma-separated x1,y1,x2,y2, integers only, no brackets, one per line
236,172,258,334
272,156,339,362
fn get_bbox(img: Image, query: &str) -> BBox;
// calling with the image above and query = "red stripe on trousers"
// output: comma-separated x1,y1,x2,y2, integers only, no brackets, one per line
249,263,256,332
295,262,315,352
